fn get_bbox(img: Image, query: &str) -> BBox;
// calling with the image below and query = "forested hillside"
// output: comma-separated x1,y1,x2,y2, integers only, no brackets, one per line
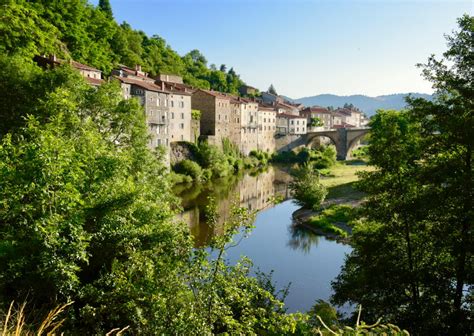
1,0,246,93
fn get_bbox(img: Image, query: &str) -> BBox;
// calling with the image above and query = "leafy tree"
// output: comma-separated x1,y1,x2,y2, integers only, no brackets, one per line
98,0,113,18
310,117,324,127
332,15,473,335
0,2,62,58
268,84,278,95
290,163,327,210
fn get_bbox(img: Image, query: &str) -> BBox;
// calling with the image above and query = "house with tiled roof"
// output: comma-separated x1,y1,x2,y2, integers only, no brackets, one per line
238,85,258,97
191,89,234,147
113,68,194,154
257,104,277,152
34,54,104,87
301,106,332,130
333,108,362,128
276,113,307,135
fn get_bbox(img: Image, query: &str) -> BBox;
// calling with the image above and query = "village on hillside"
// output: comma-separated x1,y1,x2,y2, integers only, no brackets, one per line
34,54,369,160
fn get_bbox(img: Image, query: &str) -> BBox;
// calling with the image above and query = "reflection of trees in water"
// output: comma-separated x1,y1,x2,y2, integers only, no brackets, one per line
287,225,320,254
177,166,293,246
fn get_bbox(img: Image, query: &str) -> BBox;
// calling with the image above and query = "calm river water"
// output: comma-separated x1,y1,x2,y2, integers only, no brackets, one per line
173,165,352,313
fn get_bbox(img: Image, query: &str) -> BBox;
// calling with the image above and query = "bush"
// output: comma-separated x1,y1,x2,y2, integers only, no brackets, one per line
173,159,203,181
290,164,327,210
169,171,193,184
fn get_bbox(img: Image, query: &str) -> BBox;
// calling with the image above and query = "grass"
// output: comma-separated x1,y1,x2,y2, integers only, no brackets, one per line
320,162,374,201
307,205,356,237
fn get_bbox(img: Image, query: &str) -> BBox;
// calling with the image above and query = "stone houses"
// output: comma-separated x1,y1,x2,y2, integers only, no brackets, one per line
112,66,194,152
276,114,307,135
238,85,258,97
113,75,171,148
275,102,299,116
157,73,184,84
333,108,362,127
258,105,276,152
34,54,104,86
239,98,260,155
301,106,333,130
229,98,244,149
191,89,233,148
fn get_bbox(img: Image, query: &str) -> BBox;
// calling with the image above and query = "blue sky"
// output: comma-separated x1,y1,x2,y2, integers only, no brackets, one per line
90,0,472,98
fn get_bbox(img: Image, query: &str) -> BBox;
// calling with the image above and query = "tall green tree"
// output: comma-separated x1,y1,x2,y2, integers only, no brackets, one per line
268,84,278,95
407,14,473,333
98,0,113,18
332,15,473,335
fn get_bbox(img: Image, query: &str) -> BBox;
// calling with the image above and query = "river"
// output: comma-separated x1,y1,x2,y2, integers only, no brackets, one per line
173,165,352,313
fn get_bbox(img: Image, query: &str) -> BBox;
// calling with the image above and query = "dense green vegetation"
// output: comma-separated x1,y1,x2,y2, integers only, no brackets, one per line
1,0,246,94
306,205,356,238
273,145,337,168
171,140,272,184
290,163,328,211
0,0,471,333
332,15,473,335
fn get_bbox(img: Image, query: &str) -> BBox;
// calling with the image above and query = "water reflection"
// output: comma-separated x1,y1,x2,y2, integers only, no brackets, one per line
174,166,292,246
287,225,321,254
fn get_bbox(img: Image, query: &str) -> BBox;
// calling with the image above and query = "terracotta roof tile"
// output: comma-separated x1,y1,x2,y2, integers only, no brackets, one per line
113,76,167,93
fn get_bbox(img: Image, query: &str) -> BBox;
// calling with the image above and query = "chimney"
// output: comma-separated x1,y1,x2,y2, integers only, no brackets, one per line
135,64,141,72
161,81,164,91
49,54,57,62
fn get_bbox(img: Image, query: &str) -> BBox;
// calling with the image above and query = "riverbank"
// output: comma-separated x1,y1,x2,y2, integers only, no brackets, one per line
292,161,373,241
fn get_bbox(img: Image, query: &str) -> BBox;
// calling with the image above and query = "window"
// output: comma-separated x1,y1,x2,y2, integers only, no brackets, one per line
181,134,184,141
180,123,184,129
181,113,184,119
171,112,175,119
171,101,174,107
218,115,221,121
180,101,184,108
291,120,294,125
157,139,161,145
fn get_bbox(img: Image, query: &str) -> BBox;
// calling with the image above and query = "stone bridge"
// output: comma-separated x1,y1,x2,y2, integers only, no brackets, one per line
275,127,370,160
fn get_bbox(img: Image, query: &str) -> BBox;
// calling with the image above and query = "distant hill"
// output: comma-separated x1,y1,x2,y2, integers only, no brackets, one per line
292,93,433,116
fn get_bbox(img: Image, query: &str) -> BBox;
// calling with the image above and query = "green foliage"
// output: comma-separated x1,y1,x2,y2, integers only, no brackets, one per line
98,0,113,18
272,145,337,169
307,205,355,237
191,108,201,120
0,1,62,59
173,159,203,181
333,16,473,334
350,146,369,159
169,171,193,184
0,1,246,91
0,60,303,335
290,164,328,211
268,84,277,95
310,117,324,127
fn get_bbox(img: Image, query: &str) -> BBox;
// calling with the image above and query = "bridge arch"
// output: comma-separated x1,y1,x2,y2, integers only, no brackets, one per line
346,132,369,159
306,133,337,149
303,128,370,160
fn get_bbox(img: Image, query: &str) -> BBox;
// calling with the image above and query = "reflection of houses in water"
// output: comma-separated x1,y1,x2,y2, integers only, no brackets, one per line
176,167,292,246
